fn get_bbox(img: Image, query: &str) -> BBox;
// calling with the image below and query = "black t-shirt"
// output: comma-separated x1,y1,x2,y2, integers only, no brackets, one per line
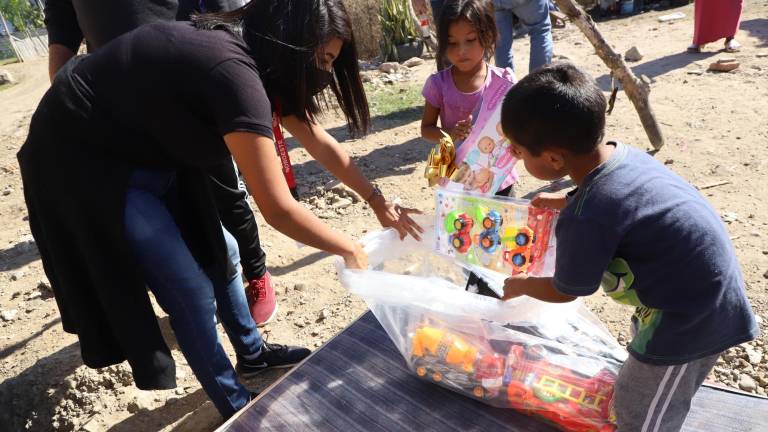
70,21,273,168
45,0,246,51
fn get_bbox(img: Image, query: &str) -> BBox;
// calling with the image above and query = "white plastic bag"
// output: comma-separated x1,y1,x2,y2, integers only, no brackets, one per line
338,219,626,432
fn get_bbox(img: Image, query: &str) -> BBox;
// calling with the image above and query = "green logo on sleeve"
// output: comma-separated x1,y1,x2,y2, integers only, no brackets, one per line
601,258,662,355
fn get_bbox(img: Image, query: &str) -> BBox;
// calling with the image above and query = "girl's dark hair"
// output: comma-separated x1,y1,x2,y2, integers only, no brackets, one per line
192,0,369,136
436,0,496,69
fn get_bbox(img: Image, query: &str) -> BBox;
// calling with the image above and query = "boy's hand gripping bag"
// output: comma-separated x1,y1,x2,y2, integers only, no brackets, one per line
337,218,627,432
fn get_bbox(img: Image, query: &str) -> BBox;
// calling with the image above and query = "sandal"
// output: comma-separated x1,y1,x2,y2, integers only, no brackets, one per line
687,44,701,53
724,38,741,53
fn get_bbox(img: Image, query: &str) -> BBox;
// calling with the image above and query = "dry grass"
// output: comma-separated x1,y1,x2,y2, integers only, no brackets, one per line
345,0,384,60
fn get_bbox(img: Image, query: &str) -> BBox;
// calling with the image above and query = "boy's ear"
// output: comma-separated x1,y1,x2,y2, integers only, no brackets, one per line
542,150,566,171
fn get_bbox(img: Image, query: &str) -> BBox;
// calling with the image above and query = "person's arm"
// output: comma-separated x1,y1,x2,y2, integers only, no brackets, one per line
224,131,367,268
282,116,424,240
44,0,84,81
420,102,472,143
502,275,577,303
531,192,568,210
48,44,77,82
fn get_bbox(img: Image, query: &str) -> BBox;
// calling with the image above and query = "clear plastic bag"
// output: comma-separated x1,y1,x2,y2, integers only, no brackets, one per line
435,190,558,280
338,220,626,432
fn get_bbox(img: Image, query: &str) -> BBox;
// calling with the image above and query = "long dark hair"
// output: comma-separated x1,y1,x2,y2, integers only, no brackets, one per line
192,0,369,136
436,0,496,69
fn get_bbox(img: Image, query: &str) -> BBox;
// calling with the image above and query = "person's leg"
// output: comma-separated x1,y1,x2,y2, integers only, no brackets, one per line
512,0,553,72
494,6,516,71
430,0,444,25
124,169,256,418
614,353,720,431
207,160,277,326
208,160,267,281
214,228,272,353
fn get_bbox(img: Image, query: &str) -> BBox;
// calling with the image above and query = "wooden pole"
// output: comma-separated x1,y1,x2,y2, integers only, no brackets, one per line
553,0,665,150
0,10,23,62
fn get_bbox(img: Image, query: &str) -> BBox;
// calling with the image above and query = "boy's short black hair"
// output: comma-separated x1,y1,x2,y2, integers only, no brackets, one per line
501,62,606,156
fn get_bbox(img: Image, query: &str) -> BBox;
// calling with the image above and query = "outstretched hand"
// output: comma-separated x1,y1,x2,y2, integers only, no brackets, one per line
372,199,424,241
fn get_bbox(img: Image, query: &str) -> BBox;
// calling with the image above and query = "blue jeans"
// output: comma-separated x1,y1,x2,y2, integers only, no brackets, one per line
124,168,263,418
493,0,553,73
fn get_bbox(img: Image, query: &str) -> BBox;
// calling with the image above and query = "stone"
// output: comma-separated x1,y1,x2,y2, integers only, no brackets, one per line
721,212,739,223
126,393,154,412
378,62,400,74
624,46,644,62
756,315,764,325
403,57,425,68
318,308,330,321
1,309,18,321
294,283,306,292
756,52,768,58
0,69,14,85
687,69,704,75
9,270,25,281
763,270,768,279
38,279,52,292
80,417,101,432
175,387,186,395
709,59,740,72
332,198,353,209
2,187,12,196
738,374,757,392
746,349,763,365
657,12,685,22
294,319,305,328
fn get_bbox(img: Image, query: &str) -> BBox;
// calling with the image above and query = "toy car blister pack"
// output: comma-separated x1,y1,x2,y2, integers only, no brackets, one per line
435,189,558,277
337,224,626,432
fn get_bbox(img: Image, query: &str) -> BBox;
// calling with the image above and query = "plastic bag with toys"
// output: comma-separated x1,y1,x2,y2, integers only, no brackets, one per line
435,189,558,279
337,219,625,432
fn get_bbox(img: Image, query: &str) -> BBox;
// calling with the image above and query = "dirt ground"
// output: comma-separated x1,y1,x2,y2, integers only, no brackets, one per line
1,2,767,431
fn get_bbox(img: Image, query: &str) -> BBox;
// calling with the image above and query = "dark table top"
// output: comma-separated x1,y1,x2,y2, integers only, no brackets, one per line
220,311,768,432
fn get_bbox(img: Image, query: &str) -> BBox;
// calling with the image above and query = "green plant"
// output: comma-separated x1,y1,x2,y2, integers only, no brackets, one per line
0,0,44,33
379,0,418,61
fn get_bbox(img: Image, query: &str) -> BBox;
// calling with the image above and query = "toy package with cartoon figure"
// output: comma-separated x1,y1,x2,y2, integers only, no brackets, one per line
435,189,558,277
425,71,517,196
337,224,625,432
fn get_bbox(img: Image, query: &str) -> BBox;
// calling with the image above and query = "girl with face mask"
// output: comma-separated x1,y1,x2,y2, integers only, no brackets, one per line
18,0,421,418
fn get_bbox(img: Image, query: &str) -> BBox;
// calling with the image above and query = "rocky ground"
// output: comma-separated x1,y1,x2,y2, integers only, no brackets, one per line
1,2,767,431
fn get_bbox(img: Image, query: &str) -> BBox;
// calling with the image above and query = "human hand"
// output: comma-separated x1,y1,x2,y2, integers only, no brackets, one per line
531,192,567,210
449,115,473,142
502,273,529,301
342,242,368,269
371,197,424,241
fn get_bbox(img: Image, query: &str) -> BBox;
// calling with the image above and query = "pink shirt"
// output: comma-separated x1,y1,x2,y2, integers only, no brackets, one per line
422,64,516,132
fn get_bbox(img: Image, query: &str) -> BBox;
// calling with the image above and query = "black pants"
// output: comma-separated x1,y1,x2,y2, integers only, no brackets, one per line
465,184,515,299
207,160,267,281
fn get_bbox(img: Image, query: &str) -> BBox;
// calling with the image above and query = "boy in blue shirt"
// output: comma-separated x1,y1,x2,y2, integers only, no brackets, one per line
499,62,759,431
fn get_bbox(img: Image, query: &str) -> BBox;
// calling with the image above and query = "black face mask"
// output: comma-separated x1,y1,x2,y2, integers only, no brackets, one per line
311,68,334,95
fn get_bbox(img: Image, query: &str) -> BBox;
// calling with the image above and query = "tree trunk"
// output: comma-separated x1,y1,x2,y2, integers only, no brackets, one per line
553,0,665,150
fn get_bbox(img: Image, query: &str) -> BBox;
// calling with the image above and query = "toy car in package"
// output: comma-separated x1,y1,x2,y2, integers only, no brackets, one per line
435,189,558,278
338,224,626,432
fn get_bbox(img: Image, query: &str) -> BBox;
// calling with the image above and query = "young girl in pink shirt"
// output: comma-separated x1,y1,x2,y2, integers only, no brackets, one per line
420,0,518,198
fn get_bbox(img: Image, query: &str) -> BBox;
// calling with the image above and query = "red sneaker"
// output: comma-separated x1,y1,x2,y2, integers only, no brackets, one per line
246,271,278,326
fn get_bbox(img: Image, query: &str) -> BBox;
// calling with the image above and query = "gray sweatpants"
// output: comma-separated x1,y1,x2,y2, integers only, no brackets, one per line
614,353,720,432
